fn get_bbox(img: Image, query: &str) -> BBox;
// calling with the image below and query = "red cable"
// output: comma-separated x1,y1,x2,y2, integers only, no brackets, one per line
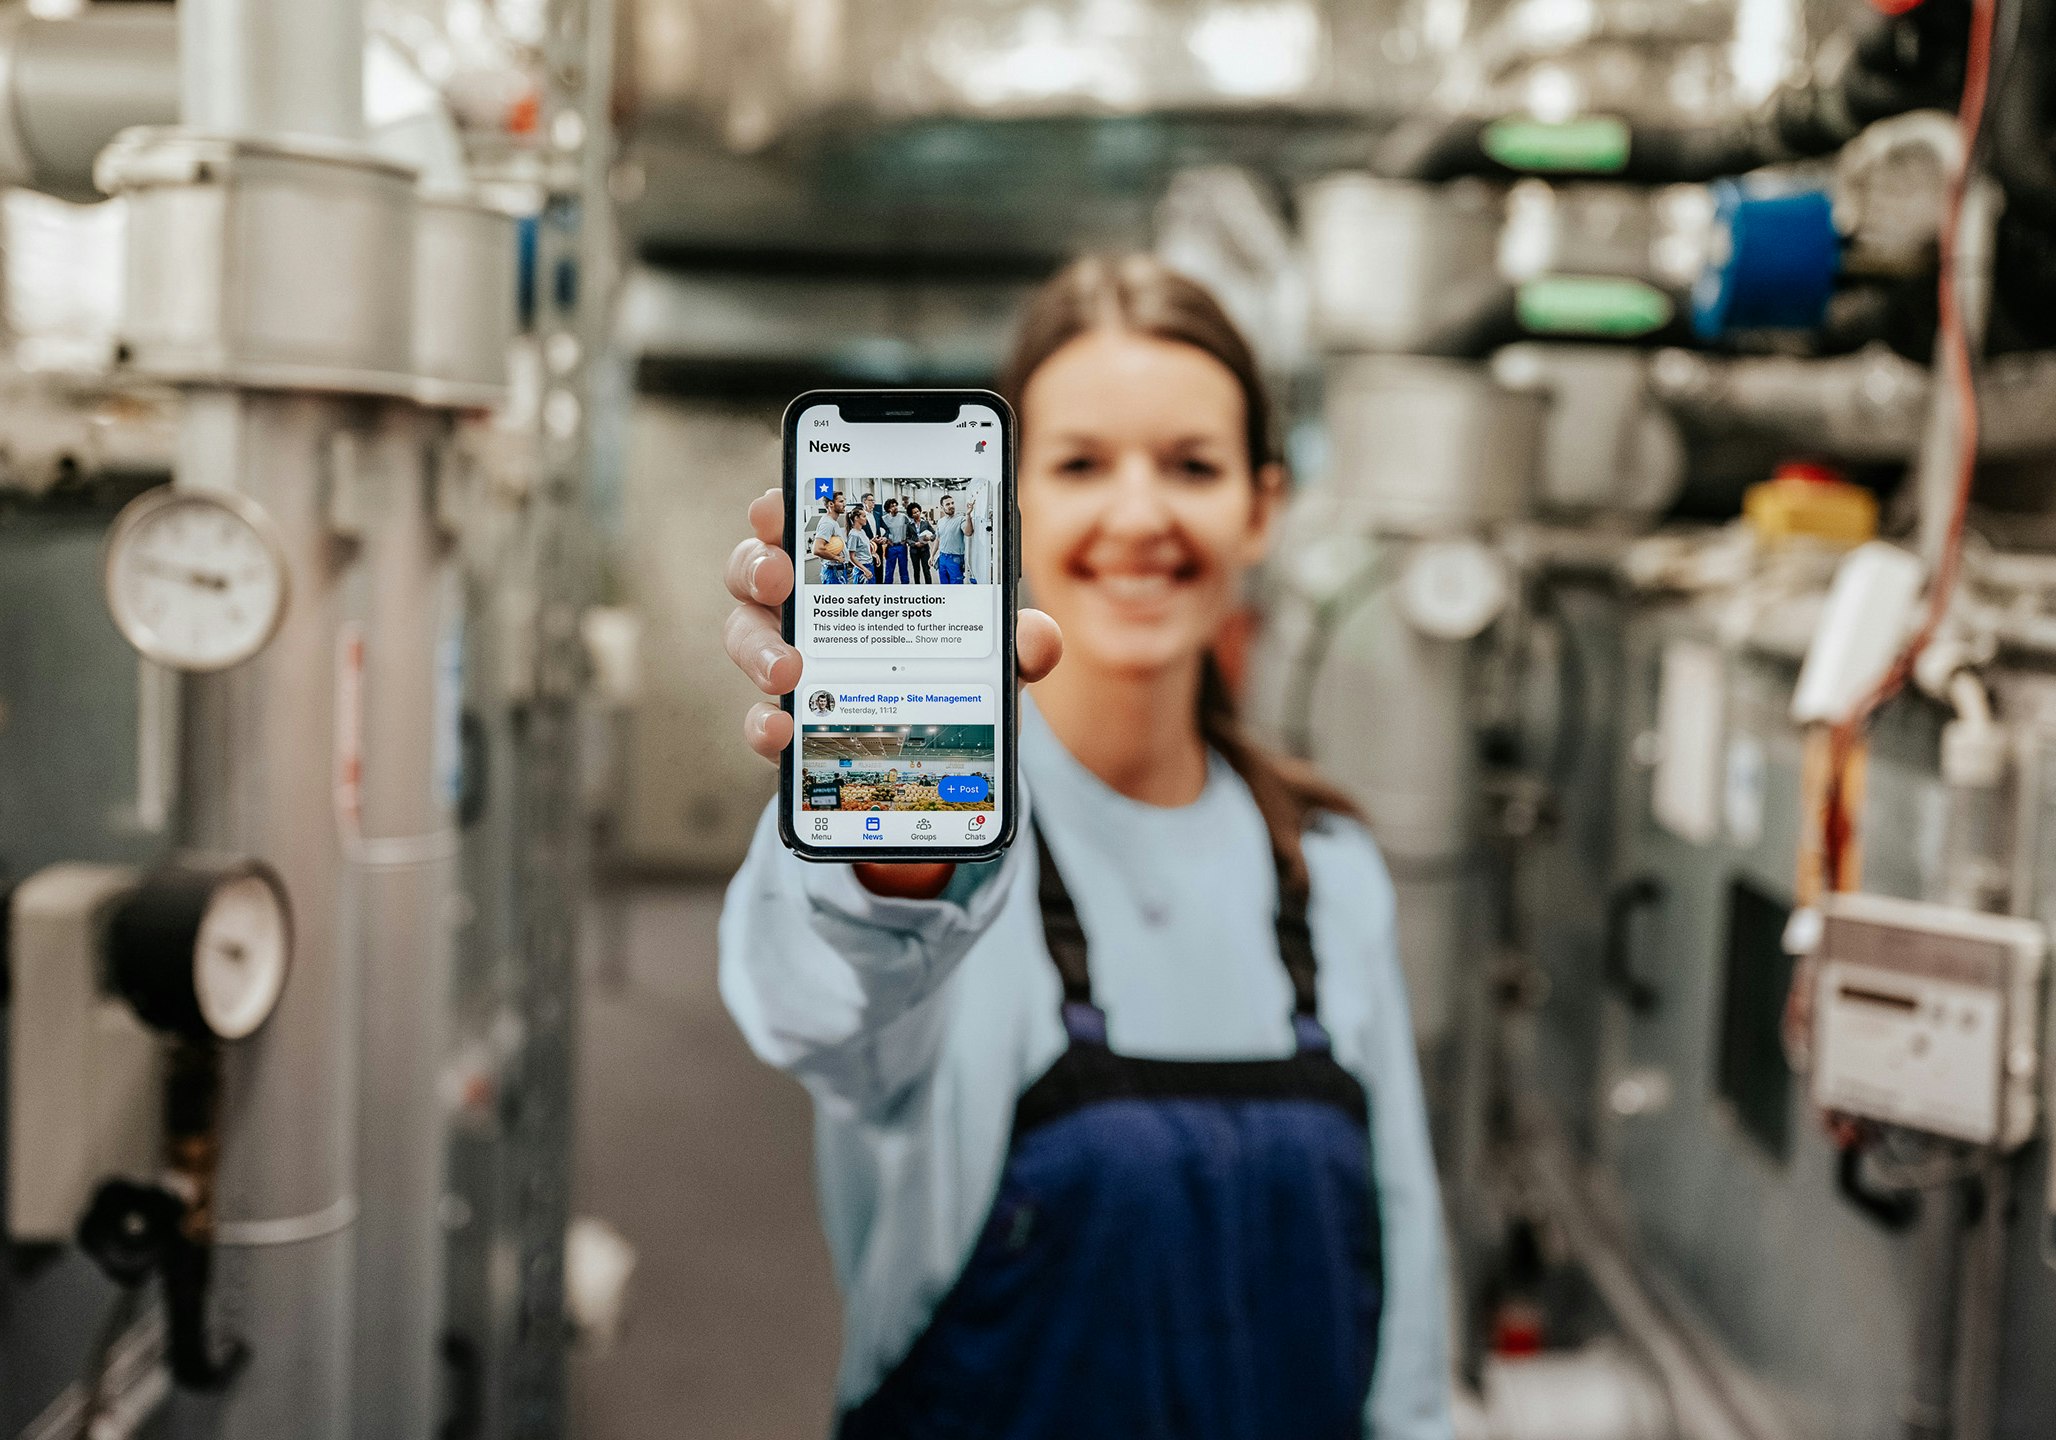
1819,0,1997,888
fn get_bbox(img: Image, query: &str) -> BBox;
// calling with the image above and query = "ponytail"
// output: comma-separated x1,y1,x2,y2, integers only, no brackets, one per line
1197,654,1362,897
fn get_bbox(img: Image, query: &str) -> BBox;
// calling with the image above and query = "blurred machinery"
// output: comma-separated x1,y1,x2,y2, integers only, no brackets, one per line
20,1,2056,1439
0,1,615,1437
1243,2,2056,1438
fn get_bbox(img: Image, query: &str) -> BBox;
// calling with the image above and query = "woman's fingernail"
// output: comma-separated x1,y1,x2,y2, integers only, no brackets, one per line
746,553,769,597
756,642,787,681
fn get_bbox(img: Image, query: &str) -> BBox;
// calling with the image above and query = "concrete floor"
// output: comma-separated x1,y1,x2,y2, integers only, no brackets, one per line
570,883,843,1439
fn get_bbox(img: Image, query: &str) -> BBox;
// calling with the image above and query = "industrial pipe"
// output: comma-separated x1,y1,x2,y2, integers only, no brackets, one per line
352,407,460,1440
0,3,176,194
170,0,370,1437
1378,0,1970,184
176,391,361,1440
1648,344,2056,462
1987,0,2056,231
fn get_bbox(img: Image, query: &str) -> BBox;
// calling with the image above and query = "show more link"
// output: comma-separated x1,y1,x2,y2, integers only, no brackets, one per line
802,477,998,587
801,724,997,812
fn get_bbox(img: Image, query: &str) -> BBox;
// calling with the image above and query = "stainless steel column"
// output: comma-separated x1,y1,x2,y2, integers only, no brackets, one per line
175,393,362,1440
353,407,459,1440
170,3,369,1438
180,0,360,144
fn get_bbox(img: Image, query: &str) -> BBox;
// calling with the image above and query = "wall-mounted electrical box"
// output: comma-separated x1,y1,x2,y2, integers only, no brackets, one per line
1810,892,2046,1148
7,864,162,1242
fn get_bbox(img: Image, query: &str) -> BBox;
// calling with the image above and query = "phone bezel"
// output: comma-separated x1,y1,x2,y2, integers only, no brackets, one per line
777,388,1020,863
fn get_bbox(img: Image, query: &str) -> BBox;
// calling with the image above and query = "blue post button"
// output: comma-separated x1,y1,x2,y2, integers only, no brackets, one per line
815,477,835,500
939,776,990,804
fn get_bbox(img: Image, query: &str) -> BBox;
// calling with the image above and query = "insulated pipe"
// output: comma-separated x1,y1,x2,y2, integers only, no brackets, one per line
1649,345,2056,462
1308,585,1478,1050
181,0,362,144
171,2,371,1438
352,407,459,1440
176,392,360,1440
0,3,177,194
1987,0,2056,230
1378,1,1969,184
1916,177,2001,569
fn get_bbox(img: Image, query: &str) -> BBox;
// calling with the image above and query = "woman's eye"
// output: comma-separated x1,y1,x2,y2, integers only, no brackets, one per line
1176,456,1223,480
1054,454,1099,476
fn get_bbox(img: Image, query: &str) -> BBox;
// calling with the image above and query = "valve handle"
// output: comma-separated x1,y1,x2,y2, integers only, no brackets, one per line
76,1178,248,1391
1603,875,1666,1015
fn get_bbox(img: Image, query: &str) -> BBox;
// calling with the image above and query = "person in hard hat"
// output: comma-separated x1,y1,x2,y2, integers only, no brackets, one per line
719,254,1450,1440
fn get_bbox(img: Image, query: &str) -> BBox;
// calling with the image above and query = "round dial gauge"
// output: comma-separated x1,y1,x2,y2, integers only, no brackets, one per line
1398,538,1510,641
107,863,293,1042
192,869,292,1040
104,487,288,672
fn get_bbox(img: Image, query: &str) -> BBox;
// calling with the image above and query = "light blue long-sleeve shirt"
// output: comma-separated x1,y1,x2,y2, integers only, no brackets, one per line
719,699,1453,1438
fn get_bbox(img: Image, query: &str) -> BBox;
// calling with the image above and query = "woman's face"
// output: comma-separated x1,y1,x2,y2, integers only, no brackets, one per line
1019,328,1278,679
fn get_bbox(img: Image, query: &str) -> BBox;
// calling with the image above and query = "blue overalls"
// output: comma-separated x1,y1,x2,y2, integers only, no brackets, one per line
840,825,1385,1440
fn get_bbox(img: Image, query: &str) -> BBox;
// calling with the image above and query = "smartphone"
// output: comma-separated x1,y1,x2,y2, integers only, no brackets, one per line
779,389,1018,862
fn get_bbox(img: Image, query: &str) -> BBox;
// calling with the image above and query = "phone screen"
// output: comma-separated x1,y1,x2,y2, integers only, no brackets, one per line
781,391,1015,860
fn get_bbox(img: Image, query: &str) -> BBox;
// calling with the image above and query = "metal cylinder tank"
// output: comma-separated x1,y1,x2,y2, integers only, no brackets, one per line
1301,175,1502,353
1322,355,1544,533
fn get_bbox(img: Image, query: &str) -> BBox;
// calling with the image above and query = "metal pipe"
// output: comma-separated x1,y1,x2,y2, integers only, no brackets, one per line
1650,346,2056,462
1902,1178,1970,1440
0,3,177,194
352,407,459,1440
181,0,361,144
171,2,372,1437
1917,176,2001,571
175,390,360,1440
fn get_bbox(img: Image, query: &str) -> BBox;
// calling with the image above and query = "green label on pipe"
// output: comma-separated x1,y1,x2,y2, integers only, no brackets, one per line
1516,276,1674,337
1481,116,1632,173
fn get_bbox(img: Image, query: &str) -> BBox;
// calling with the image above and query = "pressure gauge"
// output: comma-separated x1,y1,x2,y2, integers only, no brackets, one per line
1398,538,1511,641
104,487,289,672
107,863,293,1041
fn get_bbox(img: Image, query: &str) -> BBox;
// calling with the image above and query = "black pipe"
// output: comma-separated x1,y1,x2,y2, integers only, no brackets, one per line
1989,0,2056,229
1378,0,1969,185
1411,281,1700,359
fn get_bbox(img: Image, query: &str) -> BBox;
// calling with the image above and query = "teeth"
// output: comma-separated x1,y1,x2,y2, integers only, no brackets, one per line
1097,573,1174,601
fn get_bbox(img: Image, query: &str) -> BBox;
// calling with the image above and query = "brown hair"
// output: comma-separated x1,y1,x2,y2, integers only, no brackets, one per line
1000,252,1361,893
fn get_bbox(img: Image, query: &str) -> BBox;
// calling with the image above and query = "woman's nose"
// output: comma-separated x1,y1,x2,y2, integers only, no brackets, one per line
1099,451,1175,537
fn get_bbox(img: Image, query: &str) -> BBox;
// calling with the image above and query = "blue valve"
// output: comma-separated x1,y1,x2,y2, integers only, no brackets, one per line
1691,181,1840,341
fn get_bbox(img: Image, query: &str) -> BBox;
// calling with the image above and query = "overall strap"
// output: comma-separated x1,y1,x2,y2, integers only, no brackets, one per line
1274,872,1321,1020
1033,821,1330,1045
1034,825,1094,1005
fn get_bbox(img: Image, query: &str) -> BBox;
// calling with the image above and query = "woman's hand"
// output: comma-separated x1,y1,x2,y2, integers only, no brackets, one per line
724,488,1061,896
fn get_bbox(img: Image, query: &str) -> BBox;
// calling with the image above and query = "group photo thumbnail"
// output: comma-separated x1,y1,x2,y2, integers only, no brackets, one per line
800,723,997,812
802,477,997,587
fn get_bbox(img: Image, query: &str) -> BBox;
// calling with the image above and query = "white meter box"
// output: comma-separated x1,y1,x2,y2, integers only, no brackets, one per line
1811,893,2045,1148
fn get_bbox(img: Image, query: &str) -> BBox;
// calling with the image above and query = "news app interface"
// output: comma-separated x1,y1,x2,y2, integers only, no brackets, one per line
792,400,1007,850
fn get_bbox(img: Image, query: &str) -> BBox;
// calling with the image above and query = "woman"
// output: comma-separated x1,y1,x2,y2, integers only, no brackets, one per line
907,501,935,584
719,255,1450,1439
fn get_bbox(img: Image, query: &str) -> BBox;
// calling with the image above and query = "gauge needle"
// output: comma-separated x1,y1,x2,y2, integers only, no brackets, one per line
136,554,231,591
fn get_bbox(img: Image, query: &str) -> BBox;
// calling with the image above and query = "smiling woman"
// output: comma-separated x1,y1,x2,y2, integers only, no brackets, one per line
717,254,1453,1440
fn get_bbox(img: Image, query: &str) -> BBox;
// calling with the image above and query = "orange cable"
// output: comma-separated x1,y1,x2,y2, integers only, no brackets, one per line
1820,0,1997,889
